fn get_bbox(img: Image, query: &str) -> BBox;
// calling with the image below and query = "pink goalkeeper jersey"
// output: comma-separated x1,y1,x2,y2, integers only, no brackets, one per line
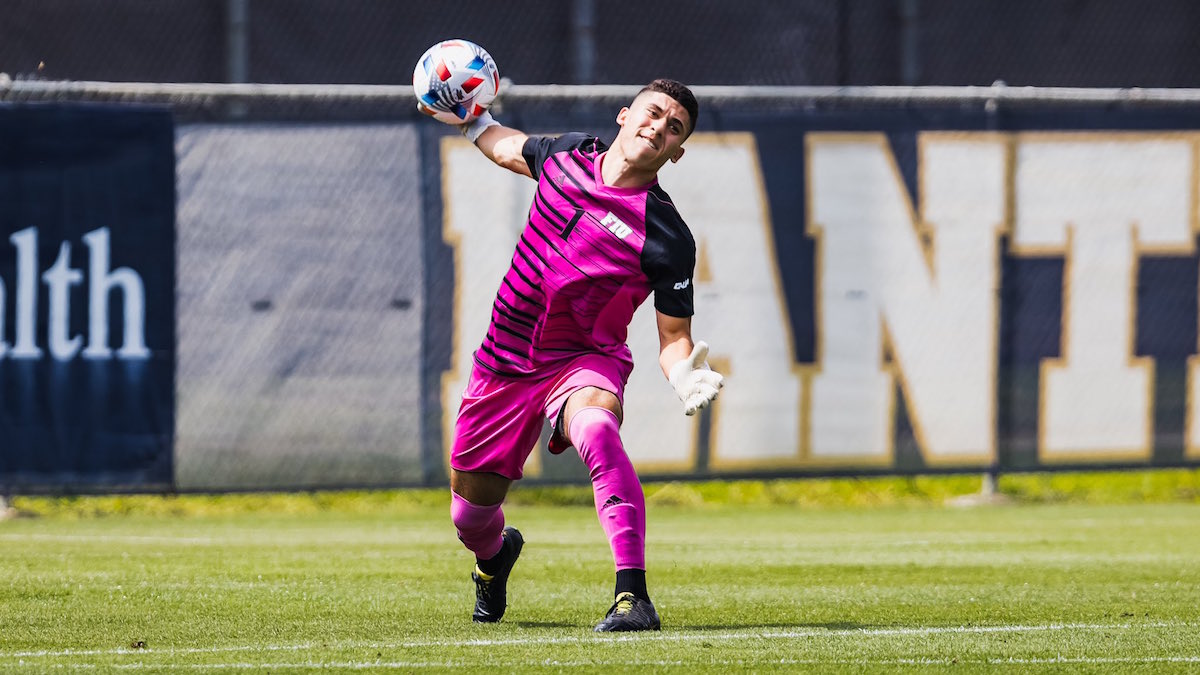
473,133,696,378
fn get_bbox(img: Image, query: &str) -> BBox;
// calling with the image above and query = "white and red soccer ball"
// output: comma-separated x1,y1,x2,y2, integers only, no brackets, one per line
413,39,500,125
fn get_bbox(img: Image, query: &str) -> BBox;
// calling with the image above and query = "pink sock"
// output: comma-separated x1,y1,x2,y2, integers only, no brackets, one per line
450,491,505,560
570,406,646,571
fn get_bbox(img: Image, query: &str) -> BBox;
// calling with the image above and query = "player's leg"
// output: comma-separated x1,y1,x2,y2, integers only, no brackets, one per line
560,386,661,632
449,366,542,623
449,469,525,622
450,468,512,562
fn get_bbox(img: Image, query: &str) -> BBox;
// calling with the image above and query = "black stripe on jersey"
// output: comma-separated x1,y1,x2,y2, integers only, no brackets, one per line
533,191,569,228
550,154,592,199
526,219,591,280
492,321,533,344
540,312,585,331
495,294,539,325
517,233,551,269
514,240,546,276
509,258,544,296
485,332,532,359
495,298,536,326
568,148,591,174
478,342,521,368
494,304,536,331
542,167,583,211
501,277,546,311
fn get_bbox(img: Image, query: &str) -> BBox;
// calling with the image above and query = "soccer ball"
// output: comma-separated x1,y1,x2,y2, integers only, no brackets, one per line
412,39,500,125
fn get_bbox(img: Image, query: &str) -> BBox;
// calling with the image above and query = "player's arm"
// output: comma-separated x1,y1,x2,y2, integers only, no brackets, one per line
656,311,724,416
656,312,695,378
462,113,532,178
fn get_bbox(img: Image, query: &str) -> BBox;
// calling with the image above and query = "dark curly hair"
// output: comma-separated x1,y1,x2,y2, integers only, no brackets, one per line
638,78,698,136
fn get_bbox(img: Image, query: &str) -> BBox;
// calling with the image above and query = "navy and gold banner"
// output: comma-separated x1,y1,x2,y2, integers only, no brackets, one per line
0,104,175,492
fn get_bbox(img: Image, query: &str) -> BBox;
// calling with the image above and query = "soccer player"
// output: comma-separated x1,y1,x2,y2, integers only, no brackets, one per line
436,79,723,632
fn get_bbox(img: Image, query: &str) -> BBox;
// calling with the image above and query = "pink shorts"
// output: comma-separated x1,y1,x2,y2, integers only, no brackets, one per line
450,352,633,480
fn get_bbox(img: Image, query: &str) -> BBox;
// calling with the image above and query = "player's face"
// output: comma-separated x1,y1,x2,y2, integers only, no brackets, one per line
615,91,690,170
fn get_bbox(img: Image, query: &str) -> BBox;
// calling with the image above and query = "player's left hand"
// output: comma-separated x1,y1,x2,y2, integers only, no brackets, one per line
668,341,724,416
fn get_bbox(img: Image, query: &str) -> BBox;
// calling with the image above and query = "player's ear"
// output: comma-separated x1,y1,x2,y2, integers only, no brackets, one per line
616,107,630,125
670,146,686,163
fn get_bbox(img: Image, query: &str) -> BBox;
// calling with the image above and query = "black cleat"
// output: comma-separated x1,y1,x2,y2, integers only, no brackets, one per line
593,592,661,632
471,527,523,623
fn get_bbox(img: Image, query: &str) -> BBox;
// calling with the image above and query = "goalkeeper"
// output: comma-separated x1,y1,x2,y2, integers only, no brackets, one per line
430,79,723,632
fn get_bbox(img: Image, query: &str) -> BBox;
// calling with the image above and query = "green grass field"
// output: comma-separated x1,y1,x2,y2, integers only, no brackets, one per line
2,482,1199,672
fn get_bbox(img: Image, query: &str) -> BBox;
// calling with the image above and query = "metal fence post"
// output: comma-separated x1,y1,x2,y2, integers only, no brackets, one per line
572,0,596,85
900,0,921,86
226,0,250,117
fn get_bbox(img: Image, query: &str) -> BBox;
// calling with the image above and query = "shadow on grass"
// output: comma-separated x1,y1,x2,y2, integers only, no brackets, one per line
510,620,587,629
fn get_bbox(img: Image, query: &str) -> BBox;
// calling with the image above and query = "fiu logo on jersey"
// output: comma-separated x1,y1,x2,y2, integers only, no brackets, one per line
600,212,632,240
673,278,691,290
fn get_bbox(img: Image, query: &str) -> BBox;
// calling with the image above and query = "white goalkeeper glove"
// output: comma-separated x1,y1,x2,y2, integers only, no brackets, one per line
668,341,724,416
460,110,500,143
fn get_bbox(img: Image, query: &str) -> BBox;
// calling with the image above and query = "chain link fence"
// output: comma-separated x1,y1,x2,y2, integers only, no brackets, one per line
7,79,1200,493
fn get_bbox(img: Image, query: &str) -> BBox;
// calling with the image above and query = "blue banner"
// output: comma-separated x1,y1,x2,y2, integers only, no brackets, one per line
0,104,174,492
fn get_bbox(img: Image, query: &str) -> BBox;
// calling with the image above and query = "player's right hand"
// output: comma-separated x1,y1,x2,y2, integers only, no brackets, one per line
416,101,440,118
668,341,724,416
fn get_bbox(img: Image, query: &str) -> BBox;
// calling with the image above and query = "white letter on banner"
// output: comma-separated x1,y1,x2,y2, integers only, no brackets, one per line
1015,134,1192,461
83,227,150,359
10,226,42,359
43,241,84,360
807,133,1005,462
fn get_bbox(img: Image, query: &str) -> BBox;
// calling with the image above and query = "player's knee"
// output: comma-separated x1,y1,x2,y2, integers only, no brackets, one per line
570,407,634,485
450,491,501,535
565,387,622,427
569,406,622,451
